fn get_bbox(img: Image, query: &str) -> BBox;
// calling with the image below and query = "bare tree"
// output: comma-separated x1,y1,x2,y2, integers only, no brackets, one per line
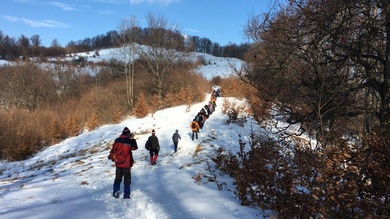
17,34,30,58
30,34,41,57
0,63,56,110
51,39,60,48
238,0,390,217
136,12,188,101
30,34,41,47
115,16,141,110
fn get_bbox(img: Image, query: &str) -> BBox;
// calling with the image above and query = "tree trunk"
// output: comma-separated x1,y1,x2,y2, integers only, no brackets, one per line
381,3,390,133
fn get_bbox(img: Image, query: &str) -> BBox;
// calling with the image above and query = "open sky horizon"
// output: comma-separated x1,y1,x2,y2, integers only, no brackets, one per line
1,0,273,47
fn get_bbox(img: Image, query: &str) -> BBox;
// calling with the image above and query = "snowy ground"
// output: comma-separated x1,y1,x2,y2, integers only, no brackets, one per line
0,95,269,219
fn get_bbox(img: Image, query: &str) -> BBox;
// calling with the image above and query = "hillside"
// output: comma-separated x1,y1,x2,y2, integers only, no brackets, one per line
67,49,244,80
0,95,268,219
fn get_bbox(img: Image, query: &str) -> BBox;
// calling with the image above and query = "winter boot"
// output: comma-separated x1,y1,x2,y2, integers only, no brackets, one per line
123,185,130,199
153,155,158,165
113,183,120,199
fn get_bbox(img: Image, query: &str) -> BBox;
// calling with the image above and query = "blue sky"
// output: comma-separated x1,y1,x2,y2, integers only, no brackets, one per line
1,0,272,47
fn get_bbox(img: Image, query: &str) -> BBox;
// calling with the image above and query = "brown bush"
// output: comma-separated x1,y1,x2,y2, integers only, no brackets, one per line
0,108,49,161
214,128,390,218
247,94,269,123
133,92,150,118
79,83,128,124
219,77,250,99
64,113,82,137
149,94,163,115
164,86,198,111
48,116,65,141
87,113,100,131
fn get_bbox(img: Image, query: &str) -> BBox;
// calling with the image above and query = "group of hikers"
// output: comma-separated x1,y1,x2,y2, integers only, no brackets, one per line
190,87,221,141
108,87,221,199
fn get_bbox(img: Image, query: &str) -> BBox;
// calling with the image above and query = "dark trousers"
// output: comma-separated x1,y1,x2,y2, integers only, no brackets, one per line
114,167,131,186
192,131,198,140
149,148,159,156
114,167,131,198
173,142,178,152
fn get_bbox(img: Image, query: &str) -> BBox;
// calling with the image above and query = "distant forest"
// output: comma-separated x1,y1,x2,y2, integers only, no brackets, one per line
0,28,250,61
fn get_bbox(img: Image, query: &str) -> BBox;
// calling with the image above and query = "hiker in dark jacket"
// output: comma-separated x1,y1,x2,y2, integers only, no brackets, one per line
195,113,203,129
148,129,160,165
204,104,211,115
109,127,138,199
172,129,181,153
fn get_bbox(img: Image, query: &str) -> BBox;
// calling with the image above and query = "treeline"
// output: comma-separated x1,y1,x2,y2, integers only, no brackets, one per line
0,28,249,61
213,0,389,218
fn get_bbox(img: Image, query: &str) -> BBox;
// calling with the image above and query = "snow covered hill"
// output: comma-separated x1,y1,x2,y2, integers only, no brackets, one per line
0,48,245,81
0,95,268,219
62,48,245,80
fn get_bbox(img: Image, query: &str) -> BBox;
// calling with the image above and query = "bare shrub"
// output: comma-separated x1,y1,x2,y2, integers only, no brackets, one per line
221,99,249,126
0,63,57,110
214,128,390,218
0,108,49,161
79,83,128,124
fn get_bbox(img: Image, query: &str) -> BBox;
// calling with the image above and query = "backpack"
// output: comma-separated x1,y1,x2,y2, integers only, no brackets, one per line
109,141,127,164
195,115,201,122
145,139,151,150
192,122,196,129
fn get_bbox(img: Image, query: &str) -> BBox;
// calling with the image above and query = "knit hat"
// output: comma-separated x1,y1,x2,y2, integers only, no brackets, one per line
122,127,131,135
175,129,179,134
152,129,155,134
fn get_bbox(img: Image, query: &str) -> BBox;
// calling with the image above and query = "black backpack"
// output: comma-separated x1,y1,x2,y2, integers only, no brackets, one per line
145,139,151,150
192,122,196,129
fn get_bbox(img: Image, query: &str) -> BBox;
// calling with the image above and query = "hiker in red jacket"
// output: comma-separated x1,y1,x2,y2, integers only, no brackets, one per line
109,127,138,199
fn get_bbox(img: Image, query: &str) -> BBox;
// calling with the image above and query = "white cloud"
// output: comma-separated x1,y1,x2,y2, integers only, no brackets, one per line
2,15,18,22
2,15,69,28
184,28,200,33
13,0,36,3
89,0,128,3
48,2,78,11
130,0,179,5
97,10,116,15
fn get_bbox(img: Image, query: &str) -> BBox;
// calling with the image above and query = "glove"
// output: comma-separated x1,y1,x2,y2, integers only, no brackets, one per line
108,155,111,160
